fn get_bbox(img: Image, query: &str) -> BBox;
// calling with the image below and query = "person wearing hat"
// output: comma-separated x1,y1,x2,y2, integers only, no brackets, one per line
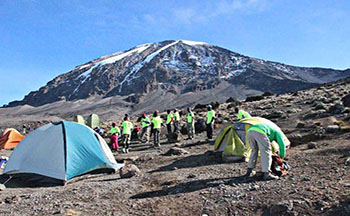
139,113,151,144
186,107,195,140
173,109,180,133
206,105,215,140
152,110,163,147
235,107,251,120
121,116,133,153
109,122,120,151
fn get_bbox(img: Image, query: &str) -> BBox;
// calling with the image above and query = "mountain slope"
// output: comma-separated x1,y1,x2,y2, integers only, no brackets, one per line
7,40,350,107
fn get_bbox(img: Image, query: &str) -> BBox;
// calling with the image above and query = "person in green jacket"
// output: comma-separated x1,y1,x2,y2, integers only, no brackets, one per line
206,105,215,140
235,107,251,120
110,122,120,151
166,110,173,135
139,113,151,144
152,110,163,147
244,121,287,180
186,107,195,140
173,109,180,133
121,116,133,153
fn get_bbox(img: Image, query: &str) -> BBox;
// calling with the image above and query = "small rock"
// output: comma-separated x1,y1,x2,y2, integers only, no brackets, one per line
296,121,306,128
268,200,293,215
307,142,317,149
187,174,196,178
345,158,350,166
326,125,340,133
119,164,141,178
163,147,189,156
0,184,5,191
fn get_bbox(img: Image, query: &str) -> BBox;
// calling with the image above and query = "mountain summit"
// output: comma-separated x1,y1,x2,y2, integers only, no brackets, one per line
8,40,350,107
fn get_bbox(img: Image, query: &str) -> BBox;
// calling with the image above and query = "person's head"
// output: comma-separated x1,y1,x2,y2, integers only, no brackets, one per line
124,113,129,118
124,116,129,121
112,122,116,127
142,113,146,118
154,110,159,117
167,109,171,114
174,108,177,112
235,107,239,113
187,107,191,112
207,104,212,110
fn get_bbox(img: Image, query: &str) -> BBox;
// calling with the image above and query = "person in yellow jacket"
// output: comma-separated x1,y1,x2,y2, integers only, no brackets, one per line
206,105,215,140
235,107,251,120
173,109,180,133
166,110,173,135
139,113,151,144
121,116,133,153
152,110,163,147
186,107,195,140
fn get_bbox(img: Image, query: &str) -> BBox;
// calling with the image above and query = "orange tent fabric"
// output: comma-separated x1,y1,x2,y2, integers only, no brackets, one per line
0,128,25,150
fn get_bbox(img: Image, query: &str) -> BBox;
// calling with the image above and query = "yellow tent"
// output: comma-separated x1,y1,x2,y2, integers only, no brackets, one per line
214,117,290,161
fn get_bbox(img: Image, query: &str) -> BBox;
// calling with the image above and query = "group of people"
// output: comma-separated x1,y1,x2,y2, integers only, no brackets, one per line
108,105,217,153
109,105,287,180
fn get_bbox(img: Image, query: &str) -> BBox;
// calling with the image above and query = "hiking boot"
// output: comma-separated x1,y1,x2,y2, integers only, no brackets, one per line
244,168,256,177
126,149,129,153
263,173,279,180
122,148,126,153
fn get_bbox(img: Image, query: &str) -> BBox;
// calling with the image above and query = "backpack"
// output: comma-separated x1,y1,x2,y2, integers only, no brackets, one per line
271,155,290,177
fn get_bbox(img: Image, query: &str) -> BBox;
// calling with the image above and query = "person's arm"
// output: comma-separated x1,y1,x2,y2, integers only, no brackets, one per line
275,131,286,158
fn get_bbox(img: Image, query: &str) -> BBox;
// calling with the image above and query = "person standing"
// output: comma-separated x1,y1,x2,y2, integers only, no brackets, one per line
244,121,287,180
121,116,133,153
110,122,120,151
166,110,173,135
206,105,215,140
152,110,163,147
173,109,180,133
235,107,251,120
186,107,195,140
139,113,151,144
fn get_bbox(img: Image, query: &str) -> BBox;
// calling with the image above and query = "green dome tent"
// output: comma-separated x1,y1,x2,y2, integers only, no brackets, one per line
87,114,100,129
73,115,85,125
214,117,290,161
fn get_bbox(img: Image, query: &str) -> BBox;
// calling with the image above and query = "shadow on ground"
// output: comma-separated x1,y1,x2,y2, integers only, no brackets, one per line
149,151,242,173
130,176,254,199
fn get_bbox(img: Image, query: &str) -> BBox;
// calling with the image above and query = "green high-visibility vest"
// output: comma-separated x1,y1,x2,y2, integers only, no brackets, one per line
110,127,120,135
141,117,150,128
166,113,173,124
122,121,133,135
187,112,194,123
152,116,163,129
174,112,180,121
206,110,215,124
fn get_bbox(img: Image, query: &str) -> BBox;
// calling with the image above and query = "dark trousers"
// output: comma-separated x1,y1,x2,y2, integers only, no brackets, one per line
206,123,213,139
154,129,160,147
167,124,172,134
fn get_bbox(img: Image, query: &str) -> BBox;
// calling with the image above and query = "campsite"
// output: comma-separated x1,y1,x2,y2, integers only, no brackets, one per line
0,78,349,215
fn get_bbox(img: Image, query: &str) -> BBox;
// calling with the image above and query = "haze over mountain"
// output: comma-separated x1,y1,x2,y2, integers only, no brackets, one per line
7,40,350,112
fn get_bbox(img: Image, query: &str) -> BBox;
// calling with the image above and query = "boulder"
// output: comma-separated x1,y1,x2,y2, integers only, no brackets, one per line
268,200,293,215
119,164,141,178
307,142,317,149
341,94,350,107
245,95,264,102
164,147,189,156
326,125,340,133
296,121,306,128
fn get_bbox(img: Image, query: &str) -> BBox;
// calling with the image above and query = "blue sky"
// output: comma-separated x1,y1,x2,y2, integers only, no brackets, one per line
0,0,349,105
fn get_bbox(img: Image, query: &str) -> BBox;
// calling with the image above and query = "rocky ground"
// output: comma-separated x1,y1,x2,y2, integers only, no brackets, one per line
1,78,350,215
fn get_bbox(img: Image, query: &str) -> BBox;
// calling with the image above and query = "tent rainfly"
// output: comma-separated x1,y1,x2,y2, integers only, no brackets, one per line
3,121,123,186
0,128,25,150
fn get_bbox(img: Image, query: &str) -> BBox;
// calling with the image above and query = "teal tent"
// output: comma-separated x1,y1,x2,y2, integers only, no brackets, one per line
3,121,123,185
